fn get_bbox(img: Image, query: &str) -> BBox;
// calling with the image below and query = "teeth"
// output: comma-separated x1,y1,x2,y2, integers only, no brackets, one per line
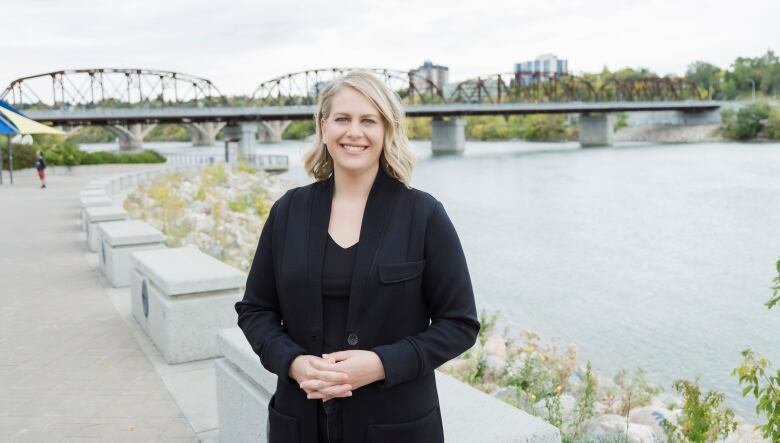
342,144,367,152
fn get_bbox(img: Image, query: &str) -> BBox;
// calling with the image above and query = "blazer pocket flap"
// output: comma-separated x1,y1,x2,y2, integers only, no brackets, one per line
379,260,426,284
367,406,441,442
267,394,299,443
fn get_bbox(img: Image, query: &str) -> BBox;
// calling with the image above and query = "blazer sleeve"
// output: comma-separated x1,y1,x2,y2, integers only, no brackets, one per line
235,199,306,382
372,200,480,389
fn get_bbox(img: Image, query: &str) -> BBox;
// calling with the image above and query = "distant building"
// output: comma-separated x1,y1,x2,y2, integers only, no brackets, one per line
515,54,568,82
410,61,449,92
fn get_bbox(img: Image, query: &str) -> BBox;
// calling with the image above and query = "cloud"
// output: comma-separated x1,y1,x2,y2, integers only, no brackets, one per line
1,0,778,96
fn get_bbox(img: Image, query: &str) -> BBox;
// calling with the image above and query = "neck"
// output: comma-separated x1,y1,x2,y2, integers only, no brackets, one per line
332,164,379,200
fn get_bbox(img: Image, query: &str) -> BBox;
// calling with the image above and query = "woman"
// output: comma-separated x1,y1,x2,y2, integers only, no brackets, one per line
235,71,479,443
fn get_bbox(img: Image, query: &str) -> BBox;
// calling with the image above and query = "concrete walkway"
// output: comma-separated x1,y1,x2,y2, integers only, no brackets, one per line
0,165,204,442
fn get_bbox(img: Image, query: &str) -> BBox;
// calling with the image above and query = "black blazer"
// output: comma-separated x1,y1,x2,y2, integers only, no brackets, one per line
235,166,480,443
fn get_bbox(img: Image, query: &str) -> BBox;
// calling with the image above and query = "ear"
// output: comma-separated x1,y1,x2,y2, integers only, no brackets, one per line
320,118,327,139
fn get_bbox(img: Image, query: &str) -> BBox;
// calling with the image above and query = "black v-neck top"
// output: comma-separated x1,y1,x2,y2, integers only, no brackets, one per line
321,233,357,354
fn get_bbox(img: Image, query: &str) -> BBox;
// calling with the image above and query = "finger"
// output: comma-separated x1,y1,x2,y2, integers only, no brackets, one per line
325,351,352,362
309,358,338,370
306,362,347,381
307,391,326,400
300,379,341,391
318,384,353,398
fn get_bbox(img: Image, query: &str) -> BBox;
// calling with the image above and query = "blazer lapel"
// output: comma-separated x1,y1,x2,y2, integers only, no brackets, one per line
306,174,333,352
345,167,401,335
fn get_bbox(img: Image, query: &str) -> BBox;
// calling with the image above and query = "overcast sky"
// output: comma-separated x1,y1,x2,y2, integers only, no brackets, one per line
3,0,778,95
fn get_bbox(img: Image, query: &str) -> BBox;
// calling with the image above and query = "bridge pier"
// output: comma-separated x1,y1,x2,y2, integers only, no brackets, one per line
578,114,614,148
431,117,466,155
222,122,258,154
107,124,156,152
257,121,291,143
184,122,225,146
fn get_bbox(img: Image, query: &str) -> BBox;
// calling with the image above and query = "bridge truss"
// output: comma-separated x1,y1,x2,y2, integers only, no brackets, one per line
0,68,226,109
247,68,444,106
1,67,707,112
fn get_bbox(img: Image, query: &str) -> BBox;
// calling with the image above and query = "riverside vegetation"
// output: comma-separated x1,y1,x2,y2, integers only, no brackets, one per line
0,135,164,170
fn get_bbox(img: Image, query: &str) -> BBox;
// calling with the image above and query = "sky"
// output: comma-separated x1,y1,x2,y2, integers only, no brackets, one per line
3,0,779,96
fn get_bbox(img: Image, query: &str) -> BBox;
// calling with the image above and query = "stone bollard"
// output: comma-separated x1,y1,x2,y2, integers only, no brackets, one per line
80,189,106,198
214,328,562,443
97,220,166,287
83,179,111,194
80,195,113,232
129,247,246,364
84,206,129,252
110,176,121,194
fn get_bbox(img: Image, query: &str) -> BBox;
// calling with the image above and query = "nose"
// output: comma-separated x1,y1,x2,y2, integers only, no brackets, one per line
346,120,362,138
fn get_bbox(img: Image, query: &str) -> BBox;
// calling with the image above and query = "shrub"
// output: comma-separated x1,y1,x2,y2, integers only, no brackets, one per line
0,143,37,170
660,378,737,443
766,108,780,140
731,258,780,442
282,120,315,140
719,108,737,139
734,103,771,140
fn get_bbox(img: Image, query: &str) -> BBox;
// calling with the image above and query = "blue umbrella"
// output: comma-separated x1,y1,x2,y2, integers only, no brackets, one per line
0,113,18,185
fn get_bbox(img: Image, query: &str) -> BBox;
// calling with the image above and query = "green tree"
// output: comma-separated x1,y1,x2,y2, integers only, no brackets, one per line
731,259,780,442
686,61,723,99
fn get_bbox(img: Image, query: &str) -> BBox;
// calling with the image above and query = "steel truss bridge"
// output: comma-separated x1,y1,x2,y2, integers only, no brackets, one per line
1,67,721,150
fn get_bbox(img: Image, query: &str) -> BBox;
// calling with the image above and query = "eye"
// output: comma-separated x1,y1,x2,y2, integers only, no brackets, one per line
362,119,376,124
334,117,348,122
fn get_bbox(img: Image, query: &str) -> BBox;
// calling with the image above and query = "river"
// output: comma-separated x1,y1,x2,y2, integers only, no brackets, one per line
86,139,780,420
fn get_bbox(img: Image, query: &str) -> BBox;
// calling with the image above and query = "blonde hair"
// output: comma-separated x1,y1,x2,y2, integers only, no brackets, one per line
302,71,415,187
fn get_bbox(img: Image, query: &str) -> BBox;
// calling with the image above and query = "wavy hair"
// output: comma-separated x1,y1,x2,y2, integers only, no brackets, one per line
302,71,415,187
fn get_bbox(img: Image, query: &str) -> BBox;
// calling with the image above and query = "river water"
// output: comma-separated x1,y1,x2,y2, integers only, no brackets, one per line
88,139,780,419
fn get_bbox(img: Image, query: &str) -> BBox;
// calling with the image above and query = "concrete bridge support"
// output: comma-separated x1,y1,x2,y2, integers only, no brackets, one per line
106,124,157,152
579,114,614,148
431,117,466,155
222,122,258,154
257,121,291,143
184,122,225,146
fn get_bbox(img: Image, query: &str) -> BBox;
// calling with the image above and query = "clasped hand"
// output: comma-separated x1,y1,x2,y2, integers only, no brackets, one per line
288,350,385,401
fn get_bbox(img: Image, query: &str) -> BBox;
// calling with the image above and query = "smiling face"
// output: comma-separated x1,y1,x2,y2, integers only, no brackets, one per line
321,86,385,177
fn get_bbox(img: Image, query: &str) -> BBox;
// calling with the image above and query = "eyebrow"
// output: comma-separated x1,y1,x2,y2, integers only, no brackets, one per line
332,112,379,119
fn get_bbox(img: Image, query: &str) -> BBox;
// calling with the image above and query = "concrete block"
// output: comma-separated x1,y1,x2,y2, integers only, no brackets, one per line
83,179,111,192
129,248,246,364
98,220,166,287
85,206,129,252
213,327,561,443
80,189,106,198
80,195,113,231
215,358,271,443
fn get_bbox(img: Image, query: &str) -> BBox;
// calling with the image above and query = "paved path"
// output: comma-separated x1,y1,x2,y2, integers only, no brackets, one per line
0,165,198,442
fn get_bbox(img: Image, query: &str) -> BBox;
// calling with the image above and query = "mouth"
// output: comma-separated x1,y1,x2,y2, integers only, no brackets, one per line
340,143,369,154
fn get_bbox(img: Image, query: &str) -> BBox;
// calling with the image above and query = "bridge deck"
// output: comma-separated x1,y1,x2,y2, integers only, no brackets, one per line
27,101,722,125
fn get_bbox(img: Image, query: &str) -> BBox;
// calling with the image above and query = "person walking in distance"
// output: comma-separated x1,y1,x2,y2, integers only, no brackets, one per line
35,150,47,188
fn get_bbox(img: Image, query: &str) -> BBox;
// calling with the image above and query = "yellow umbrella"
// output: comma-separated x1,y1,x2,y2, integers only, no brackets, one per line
0,104,64,184
0,107,64,135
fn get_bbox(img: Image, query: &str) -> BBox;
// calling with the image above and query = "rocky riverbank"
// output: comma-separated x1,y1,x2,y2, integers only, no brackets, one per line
123,163,295,272
614,124,723,143
439,316,767,443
